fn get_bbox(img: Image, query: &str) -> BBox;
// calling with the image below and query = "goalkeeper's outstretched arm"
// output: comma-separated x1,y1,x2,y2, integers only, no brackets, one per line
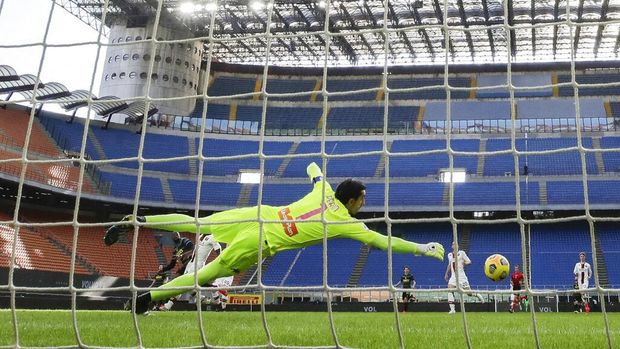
340,226,444,261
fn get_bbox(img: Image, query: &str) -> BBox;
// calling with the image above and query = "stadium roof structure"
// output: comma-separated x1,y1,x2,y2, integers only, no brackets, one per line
56,0,620,67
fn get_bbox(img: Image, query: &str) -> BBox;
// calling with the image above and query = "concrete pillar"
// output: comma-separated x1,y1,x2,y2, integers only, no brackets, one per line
100,20,201,117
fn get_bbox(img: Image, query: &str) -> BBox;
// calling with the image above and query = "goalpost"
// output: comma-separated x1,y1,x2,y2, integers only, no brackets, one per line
1,0,619,348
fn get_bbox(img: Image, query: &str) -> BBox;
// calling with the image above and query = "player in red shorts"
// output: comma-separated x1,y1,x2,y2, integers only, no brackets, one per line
509,264,524,313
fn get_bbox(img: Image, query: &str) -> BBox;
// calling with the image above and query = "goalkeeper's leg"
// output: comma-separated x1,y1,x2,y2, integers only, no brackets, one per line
130,229,262,313
105,207,261,246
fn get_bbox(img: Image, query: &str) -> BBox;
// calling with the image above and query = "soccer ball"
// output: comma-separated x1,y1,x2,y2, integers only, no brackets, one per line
484,254,510,281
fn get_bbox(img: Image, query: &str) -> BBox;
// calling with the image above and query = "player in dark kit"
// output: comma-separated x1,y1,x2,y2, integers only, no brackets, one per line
509,264,524,313
397,266,416,312
161,232,195,275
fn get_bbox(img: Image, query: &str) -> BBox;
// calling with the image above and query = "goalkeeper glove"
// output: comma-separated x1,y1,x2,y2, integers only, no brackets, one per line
417,242,445,261
104,215,145,246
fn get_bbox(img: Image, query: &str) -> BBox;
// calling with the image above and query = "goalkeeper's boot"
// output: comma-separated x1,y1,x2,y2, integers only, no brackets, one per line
124,293,152,314
104,215,145,246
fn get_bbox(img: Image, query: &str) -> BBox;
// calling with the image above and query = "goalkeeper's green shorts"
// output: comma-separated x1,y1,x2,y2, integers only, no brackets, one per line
208,207,273,272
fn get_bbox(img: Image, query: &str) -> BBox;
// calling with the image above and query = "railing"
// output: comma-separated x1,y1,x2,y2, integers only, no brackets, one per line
149,114,620,136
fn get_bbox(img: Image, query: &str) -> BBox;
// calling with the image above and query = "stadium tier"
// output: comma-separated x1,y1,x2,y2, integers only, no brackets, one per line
1,109,617,210
266,239,362,287
597,223,620,288
557,73,620,97
484,138,598,176
389,139,479,177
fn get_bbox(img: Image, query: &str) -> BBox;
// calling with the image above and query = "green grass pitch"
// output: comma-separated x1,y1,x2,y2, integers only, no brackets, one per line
1,310,618,348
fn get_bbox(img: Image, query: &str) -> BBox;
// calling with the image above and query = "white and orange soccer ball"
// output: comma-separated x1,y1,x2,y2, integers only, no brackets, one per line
484,254,510,281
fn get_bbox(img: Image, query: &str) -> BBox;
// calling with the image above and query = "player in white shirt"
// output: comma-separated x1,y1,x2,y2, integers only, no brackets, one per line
444,242,484,314
159,234,222,310
572,251,592,313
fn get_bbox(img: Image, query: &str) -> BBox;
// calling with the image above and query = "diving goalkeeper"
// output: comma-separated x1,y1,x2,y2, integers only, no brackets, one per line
104,162,445,313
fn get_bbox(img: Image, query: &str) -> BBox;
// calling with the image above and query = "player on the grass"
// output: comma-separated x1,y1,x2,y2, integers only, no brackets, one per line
158,234,222,311
573,251,592,313
395,266,416,312
104,162,445,313
509,264,524,313
160,232,194,275
445,241,484,314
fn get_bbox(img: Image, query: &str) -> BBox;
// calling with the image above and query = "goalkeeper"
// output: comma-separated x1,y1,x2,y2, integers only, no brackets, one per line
104,162,445,313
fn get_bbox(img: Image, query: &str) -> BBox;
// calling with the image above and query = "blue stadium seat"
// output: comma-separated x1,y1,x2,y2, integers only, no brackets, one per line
265,78,316,101
262,250,300,286
388,77,471,100
596,223,620,288
39,113,99,158
557,73,620,97
167,180,242,206
91,127,191,174
484,137,597,176
100,172,165,202
201,139,292,176
284,141,383,178
389,139,479,177
279,239,362,287
358,224,452,287
208,76,256,98
326,106,420,130
600,136,620,173
322,78,381,101
530,223,592,288
454,181,539,207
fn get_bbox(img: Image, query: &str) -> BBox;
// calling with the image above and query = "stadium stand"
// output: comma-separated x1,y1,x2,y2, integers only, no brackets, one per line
600,136,620,173
100,171,165,202
283,140,382,178
389,139,479,177
276,239,362,287
262,249,299,286
186,100,229,120
0,212,90,274
484,137,598,176
546,180,620,206
387,76,472,100
557,73,620,97
168,180,243,206
530,223,592,288
265,77,316,101
326,106,419,130
597,223,620,287
466,224,523,287
207,75,256,98
201,139,292,176
455,181,539,206
40,225,158,279
322,78,381,101
0,147,97,194
0,108,64,156
358,223,453,287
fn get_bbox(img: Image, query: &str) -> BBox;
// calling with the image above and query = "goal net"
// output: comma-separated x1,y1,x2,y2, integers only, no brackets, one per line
0,0,618,348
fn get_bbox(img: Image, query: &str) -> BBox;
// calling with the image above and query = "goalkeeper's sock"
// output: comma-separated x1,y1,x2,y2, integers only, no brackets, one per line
448,292,455,312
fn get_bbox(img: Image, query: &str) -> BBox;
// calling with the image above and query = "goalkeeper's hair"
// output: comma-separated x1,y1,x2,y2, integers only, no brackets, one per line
335,179,366,205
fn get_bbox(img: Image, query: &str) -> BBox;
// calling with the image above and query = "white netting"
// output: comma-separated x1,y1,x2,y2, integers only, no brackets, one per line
1,0,619,348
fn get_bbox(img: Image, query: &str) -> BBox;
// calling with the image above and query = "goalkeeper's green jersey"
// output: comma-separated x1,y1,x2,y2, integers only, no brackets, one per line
256,162,422,255
145,163,423,256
